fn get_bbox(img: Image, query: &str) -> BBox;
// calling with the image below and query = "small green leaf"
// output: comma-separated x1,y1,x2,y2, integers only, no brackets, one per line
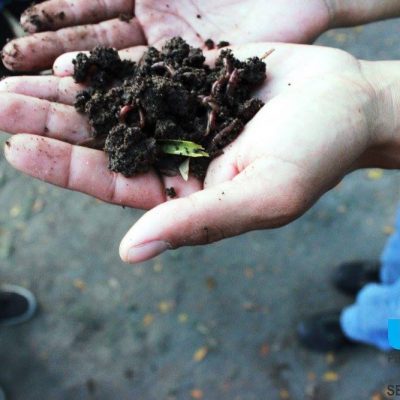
158,139,209,158
179,158,190,181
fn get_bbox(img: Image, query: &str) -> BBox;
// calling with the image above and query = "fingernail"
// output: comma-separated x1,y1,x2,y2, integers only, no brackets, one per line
126,241,170,264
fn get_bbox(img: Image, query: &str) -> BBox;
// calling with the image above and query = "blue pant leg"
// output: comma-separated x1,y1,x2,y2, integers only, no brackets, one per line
341,280,400,350
340,209,400,350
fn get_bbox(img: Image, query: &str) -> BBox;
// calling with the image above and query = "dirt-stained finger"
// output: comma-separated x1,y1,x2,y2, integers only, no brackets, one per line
2,18,145,71
4,134,165,209
21,0,135,33
0,76,84,105
0,92,90,142
53,45,148,76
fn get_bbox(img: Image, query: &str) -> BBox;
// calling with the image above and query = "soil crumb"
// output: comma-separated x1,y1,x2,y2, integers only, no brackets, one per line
165,187,177,198
73,37,267,179
217,41,230,49
205,39,215,50
119,13,133,22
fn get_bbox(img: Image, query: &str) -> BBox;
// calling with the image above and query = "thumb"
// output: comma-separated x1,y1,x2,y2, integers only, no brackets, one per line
119,158,310,264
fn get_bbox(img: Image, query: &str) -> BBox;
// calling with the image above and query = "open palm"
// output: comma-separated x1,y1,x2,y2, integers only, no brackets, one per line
1,0,332,71
0,42,389,263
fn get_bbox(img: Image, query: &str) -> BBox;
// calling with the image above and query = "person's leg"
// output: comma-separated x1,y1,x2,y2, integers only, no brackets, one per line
340,208,400,350
340,280,400,350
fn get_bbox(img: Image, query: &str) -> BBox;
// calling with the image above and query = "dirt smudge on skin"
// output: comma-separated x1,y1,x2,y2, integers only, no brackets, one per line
22,5,55,32
119,13,134,22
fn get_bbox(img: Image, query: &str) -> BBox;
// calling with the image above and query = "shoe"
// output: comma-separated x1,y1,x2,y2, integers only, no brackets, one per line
332,260,380,296
297,311,354,352
0,386,5,400
0,284,37,326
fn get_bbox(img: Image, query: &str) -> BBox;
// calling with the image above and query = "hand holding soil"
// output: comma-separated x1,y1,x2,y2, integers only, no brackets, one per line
3,43,400,263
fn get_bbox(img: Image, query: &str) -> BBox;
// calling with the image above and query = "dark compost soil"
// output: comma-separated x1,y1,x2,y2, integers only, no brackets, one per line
73,37,267,179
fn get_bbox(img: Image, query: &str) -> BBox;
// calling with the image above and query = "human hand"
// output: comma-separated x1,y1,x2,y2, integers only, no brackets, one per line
1,0,335,71
1,43,400,263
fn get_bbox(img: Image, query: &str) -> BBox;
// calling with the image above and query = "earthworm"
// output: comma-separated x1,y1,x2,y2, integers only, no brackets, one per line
211,119,242,149
199,95,220,112
223,56,234,76
226,68,239,97
138,107,146,129
119,104,134,122
205,110,217,136
151,61,176,77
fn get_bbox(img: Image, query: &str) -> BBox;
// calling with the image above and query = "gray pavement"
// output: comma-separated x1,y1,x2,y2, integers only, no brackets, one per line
1,18,400,400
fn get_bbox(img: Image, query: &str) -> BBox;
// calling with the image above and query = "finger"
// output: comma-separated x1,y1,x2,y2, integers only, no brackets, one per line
0,93,89,142
2,18,145,71
0,76,84,105
21,0,135,33
4,134,165,209
204,143,239,188
119,158,310,263
0,45,220,103
53,45,147,76
0,46,148,101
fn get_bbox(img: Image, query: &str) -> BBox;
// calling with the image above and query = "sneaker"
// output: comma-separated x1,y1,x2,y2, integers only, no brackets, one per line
297,311,355,352
332,260,380,296
0,284,37,326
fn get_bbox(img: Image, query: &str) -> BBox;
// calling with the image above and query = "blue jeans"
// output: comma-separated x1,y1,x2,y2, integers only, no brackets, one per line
341,208,400,350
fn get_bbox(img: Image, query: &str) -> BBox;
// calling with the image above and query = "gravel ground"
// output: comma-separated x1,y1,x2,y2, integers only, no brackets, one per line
1,17,400,400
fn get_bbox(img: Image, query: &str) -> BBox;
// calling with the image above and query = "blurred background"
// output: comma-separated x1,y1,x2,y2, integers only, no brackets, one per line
0,7,400,400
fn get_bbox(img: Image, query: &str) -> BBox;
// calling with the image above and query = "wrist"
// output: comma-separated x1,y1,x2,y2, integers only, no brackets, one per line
326,0,400,28
357,60,400,169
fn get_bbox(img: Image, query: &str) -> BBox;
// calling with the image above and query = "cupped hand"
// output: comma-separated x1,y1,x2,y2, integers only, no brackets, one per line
1,43,397,263
1,0,333,71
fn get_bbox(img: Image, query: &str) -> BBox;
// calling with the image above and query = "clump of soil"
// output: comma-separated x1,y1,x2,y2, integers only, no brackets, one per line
204,39,231,50
73,37,267,179
165,187,177,198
